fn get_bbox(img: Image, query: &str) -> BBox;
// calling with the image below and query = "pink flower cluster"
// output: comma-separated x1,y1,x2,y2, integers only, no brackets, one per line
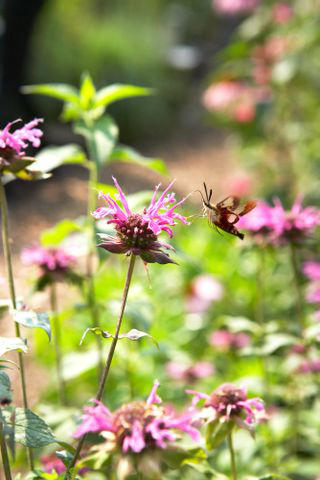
238,197,320,244
166,361,214,383
0,119,43,155
41,454,87,476
272,3,293,24
187,383,265,431
252,36,290,85
303,261,320,316
93,177,189,264
296,359,320,374
21,246,75,273
202,81,268,123
74,381,200,454
213,0,260,15
210,330,250,351
186,274,224,313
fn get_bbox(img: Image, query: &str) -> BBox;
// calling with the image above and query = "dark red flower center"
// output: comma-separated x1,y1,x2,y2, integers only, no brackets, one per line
116,214,157,249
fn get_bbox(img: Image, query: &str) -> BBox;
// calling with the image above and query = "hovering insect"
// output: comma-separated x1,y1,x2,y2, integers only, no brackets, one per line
199,182,256,240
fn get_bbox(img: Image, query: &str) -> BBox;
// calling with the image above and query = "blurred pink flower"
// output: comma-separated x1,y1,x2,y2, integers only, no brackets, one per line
203,81,268,123
252,36,289,85
238,197,320,244
0,119,43,155
41,455,66,475
307,286,320,304
21,246,75,273
186,274,224,313
291,343,307,355
210,330,250,351
272,3,293,24
296,359,320,374
224,172,253,197
187,383,265,431
166,361,214,382
74,380,200,454
93,177,189,264
303,262,320,282
213,0,260,15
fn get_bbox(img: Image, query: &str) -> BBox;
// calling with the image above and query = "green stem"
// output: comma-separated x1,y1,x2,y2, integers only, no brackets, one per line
227,428,237,480
0,181,34,470
289,243,305,335
86,161,103,380
67,254,137,473
0,415,12,480
50,283,67,405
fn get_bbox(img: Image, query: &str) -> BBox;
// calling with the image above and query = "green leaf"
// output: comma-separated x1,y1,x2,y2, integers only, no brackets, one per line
30,145,88,174
80,72,96,110
12,310,51,341
94,84,152,108
41,220,81,247
0,299,11,318
2,407,57,447
110,145,168,174
56,449,74,467
206,419,230,450
74,115,119,167
260,334,297,355
80,327,159,349
259,476,291,480
22,83,80,104
0,337,28,356
0,370,12,405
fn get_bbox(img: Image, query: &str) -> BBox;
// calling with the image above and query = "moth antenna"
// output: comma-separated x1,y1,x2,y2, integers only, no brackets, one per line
209,188,213,202
203,182,209,202
194,189,207,204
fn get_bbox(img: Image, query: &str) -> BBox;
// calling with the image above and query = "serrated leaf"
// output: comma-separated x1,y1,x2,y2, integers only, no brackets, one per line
74,115,119,167
22,83,80,104
12,310,51,341
110,145,167,174
41,220,81,247
0,371,12,405
80,72,96,110
80,327,158,348
29,145,88,174
0,337,28,356
2,407,57,447
94,84,152,108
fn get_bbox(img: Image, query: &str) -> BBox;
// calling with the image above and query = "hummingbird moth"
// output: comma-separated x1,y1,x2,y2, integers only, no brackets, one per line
200,182,256,240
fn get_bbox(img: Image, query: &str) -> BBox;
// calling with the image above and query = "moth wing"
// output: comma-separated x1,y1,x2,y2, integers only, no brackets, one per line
217,196,240,210
238,200,257,217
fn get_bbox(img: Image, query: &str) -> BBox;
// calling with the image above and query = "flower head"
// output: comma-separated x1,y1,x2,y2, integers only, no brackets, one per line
187,383,265,432
213,0,260,15
296,359,320,374
74,380,200,455
93,177,189,264
186,274,224,313
0,119,43,178
303,262,320,282
21,245,76,287
210,330,250,351
41,454,88,476
166,361,214,383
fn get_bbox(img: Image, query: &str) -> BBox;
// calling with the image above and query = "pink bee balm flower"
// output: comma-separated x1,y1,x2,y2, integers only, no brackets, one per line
166,361,214,383
213,0,260,15
0,119,43,155
210,330,250,351
93,177,189,264
303,262,320,282
186,274,224,313
74,380,200,454
296,359,320,374
40,454,88,476
272,3,293,24
21,246,75,272
187,383,265,432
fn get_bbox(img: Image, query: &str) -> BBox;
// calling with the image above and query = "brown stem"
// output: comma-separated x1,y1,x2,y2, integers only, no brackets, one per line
0,181,34,470
67,254,137,473
0,414,13,480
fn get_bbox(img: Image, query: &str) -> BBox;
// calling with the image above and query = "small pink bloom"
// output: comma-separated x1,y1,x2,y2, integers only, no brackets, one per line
210,330,250,351
74,381,201,454
213,0,260,15
303,262,320,282
272,3,293,24
187,383,265,430
202,81,244,111
166,361,214,382
224,173,253,197
296,359,320,374
186,274,224,313
233,102,256,123
41,455,66,475
21,246,76,273
307,286,320,304
0,119,43,155
94,177,189,264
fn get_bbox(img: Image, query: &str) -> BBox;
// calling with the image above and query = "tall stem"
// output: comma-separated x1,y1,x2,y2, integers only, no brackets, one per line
0,181,34,470
50,283,67,405
289,243,305,335
0,415,12,480
227,428,237,480
86,161,103,379
67,254,137,473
